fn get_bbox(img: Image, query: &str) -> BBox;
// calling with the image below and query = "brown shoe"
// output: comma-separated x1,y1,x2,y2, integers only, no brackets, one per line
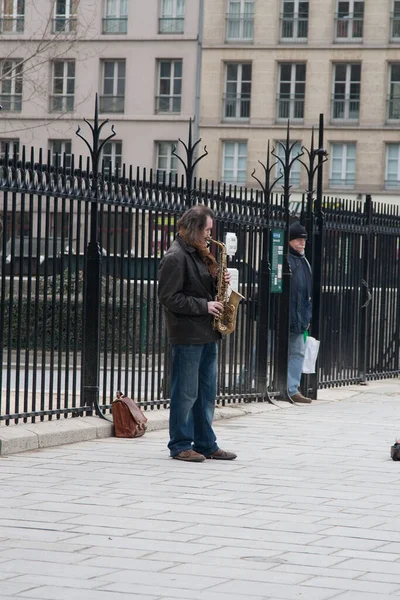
172,449,206,462
291,392,312,404
205,448,237,460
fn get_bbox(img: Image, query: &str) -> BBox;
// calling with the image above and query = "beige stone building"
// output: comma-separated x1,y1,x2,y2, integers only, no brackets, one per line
197,0,400,203
0,0,201,180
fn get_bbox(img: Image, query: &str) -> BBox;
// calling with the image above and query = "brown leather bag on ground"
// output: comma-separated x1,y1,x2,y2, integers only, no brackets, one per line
112,391,148,438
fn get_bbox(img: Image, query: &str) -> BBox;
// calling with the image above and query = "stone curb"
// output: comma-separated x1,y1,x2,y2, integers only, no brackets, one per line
0,401,282,457
1,382,385,457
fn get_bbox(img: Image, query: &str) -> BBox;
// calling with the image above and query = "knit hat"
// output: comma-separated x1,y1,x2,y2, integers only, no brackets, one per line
289,222,308,241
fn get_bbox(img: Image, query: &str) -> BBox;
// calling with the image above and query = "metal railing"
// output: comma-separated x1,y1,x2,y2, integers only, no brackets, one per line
102,17,128,34
335,16,363,40
2,107,400,425
329,177,355,188
49,95,74,113
222,94,251,120
52,17,77,33
155,95,181,113
0,94,22,112
158,17,184,33
226,14,254,41
280,16,308,40
0,17,24,32
277,96,305,121
331,96,360,120
99,95,125,113
390,14,400,39
387,95,400,120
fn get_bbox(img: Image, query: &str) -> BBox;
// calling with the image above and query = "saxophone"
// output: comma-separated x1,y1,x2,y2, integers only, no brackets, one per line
209,238,245,335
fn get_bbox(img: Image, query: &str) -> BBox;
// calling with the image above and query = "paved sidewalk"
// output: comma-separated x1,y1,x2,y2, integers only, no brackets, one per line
1,381,400,600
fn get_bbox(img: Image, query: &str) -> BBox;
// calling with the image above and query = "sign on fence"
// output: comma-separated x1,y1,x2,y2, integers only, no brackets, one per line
270,229,284,293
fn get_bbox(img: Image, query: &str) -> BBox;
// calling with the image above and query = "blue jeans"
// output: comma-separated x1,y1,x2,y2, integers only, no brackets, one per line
168,343,219,457
288,332,306,396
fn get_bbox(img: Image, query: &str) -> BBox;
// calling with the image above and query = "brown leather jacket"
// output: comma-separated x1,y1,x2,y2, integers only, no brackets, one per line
158,236,220,344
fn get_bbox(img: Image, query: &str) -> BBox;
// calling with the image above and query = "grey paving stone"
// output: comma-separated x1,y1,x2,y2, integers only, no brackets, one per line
163,562,309,585
311,536,386,551
202,579,341,599
332,593,400,600
19,589,160,600
304,576,399,595
0,559,117,580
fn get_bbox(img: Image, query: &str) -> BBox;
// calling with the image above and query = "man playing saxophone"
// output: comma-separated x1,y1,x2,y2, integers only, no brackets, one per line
158,204,237,462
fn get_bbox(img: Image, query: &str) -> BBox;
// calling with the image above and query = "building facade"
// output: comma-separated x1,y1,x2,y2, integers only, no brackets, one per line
0,0,201,181
197,0,400,202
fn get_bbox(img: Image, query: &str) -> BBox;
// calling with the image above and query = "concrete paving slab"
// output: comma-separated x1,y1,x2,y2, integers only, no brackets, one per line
2,379,400,599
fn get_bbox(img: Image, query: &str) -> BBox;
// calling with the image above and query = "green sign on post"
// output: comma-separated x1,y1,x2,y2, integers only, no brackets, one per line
270,229,284,293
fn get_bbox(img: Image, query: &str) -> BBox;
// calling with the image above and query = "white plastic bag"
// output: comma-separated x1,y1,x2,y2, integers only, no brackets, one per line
302,336,320,374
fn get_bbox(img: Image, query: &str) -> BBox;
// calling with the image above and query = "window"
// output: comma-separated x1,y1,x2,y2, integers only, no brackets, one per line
103,0,128,34
391,1,400,39
100,60,125,113
0,60,22,111
277,63,306,121
281,0,308,40
53,0,77,33
386,144,400,189
156,60,182,113
50,140,72,170
102,140,122,171
0,0,24,33
156,141,178,182
335,1,364,41
223,63,251,120
388,64,400,120
274,141,302,187
0,138,19,162
332,63,361,121
222,141,247,185
50,60,75,112
226,0,254,42
330,143,356,188
159,0,184,33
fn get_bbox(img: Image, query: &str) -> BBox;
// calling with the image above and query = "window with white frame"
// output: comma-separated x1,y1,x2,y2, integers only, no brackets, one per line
274,141,302,187
53,0,77,33
102,140,122,171
103,0,128,34
0,0,24,33
50,139,72,170
156,141,178,182
330,143,356,188
100,60,125,113
388,64,400,120
0,138,19,161
335,0,364,41
159,0,185,33
277,63,306,121
0,59,22,111
222,141,247,185
51,60,75,112
224,63,251,120
332,63,361,121
156,60,182,113
226,0,254,42
281,0,308,40
392,1,400,39
386,144,400,189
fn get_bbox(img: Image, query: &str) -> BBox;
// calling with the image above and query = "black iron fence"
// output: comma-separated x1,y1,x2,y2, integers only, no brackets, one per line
1,103,400,425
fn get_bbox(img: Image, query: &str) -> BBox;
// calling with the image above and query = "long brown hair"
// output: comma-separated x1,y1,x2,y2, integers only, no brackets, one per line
177,205,218,276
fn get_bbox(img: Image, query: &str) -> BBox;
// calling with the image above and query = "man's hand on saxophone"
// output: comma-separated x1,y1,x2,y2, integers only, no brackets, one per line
208,300,224,317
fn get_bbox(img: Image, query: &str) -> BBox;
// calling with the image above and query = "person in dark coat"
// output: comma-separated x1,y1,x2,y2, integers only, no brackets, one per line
158,204,237,462
288,221,313,403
